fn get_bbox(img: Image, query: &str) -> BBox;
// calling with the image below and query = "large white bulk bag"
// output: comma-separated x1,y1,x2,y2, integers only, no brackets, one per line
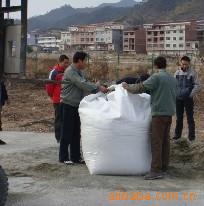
79,85,152,175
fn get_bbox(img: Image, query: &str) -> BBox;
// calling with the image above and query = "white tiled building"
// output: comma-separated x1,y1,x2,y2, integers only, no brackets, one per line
37,36,61,49
95,26,123,52
144,21,199,56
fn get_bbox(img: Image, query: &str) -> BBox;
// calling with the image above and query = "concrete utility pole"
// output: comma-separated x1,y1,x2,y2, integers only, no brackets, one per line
20,0,27,76
0,0,4,78
6,0,10,19
0,0,27,77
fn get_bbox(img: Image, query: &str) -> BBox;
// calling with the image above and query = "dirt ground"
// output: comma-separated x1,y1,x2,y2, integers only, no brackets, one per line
0,79,204,206
0,132,204,206
2,81,54,133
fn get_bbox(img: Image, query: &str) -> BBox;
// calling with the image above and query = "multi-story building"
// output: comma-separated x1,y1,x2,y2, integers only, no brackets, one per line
197,20,204,55
59,31,72,51
123,26,146,54
144,21,199,56
37,36,61,51
60,22,124,52
95,27,123,52
67,25,96,50
27,32,39,46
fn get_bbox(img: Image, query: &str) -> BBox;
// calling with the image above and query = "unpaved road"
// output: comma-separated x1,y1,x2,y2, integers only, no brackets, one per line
0,132,204,206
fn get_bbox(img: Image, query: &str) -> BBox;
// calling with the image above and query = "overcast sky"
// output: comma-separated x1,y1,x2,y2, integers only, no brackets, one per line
6,0,137,18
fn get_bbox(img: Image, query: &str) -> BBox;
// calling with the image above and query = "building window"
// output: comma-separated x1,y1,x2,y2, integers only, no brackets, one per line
130,38,134,43
166,31,170,34
180,30,184,33
173,37,177,40
81,38,84,42
154,31,158,36
166,44,170,47
186,43,191,47
160,37,164,41
154,38,157,42
179,44,184,48
124,38,128,42
147,31,152,35
148,38,152,42
91,38,94,42
124,32,128,35
160,31,164,34
179,37,183,41
173,44,177,48
173,30,177,33
130,32,134,35
166,37,170,40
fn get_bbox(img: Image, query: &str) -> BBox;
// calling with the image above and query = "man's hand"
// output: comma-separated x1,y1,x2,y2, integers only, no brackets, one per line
122,82,128,90
99,86,109,93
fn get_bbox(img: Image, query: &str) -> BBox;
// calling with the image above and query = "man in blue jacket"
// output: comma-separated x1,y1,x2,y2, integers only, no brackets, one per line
173,56,201,141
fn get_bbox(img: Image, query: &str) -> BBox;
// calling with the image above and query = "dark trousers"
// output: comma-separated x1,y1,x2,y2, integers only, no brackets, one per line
174,98,195,140
59,103,81,162
53,103,62,142
151,116,172,173
0,106,2,130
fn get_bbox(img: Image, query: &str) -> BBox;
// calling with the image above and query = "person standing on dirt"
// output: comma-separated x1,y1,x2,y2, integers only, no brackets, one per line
47,55,69,143
59,51,108,165
173,56,201,142
0,78,9,145
123,56,177,180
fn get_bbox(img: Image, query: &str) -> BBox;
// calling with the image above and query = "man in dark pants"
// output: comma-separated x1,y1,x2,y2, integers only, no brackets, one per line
123,56,177,180
0,79,9,145
59,52,108,165
173,56,201,141
47,55,69,143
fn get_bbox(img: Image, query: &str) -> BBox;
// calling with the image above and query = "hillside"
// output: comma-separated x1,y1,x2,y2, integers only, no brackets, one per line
28,0,204,31
28,0,139,31
125,0,204,24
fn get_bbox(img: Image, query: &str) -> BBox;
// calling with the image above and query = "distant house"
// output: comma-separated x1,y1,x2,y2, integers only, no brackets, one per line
144,21,199,56
60,22,124,52
37,36,61,52
197,20,204,55
27,32,39,46
123,26,146,54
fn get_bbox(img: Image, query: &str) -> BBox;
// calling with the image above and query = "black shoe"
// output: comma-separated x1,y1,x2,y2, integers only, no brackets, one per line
162,169,168,175
0,139,6,145
72,159,85,164
173,136,180,141
189,137,195,142
144,172,163,180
